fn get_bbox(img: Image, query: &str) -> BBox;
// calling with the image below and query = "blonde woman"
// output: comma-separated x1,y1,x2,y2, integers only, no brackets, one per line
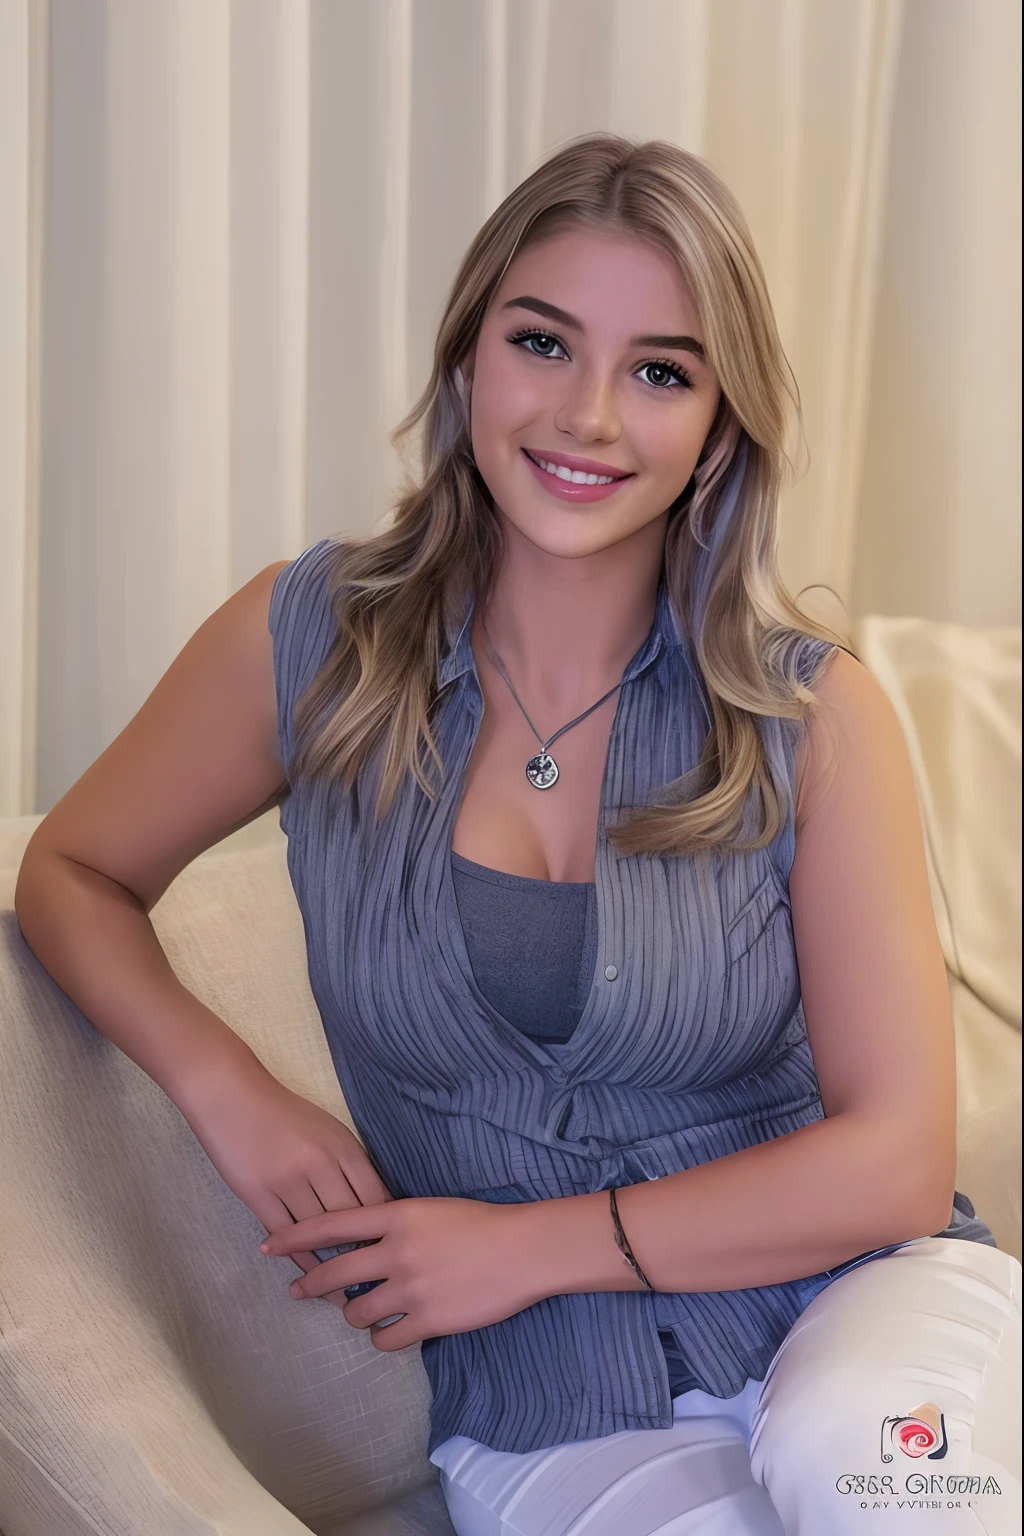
16,134,1020,1534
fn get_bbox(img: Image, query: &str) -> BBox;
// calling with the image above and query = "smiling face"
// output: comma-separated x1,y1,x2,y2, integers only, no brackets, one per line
460,226,723,562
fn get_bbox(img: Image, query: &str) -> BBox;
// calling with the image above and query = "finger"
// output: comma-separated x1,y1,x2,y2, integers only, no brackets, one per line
341,1281,407,1335
261,1207,389,1254
275,1176,340,1227
370,1319,417,1351
252,1190,308,1241
284,1253,350,1310
286,1250,324,1276
251,1195,323,1282
340,1290,411,1351
341,1158,394,1208
270,1176,364,1278
250,1198,322,1284
288,1250,389,1300
305,1162,364,1219
261,1178,357,1279
248,1181,341,1284
270,1247,353,1313
287,1250,364,1308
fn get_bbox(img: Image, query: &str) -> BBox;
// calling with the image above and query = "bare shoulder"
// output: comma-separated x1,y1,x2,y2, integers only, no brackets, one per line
21,558,294,911
793,645,915,831
229,557,292,657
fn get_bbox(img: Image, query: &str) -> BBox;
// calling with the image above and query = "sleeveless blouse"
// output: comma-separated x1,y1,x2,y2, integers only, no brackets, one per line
269,537,996,1457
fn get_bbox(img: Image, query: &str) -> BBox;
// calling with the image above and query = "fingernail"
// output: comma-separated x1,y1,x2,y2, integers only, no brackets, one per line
289,1282,302,1296
259,1243,270,1253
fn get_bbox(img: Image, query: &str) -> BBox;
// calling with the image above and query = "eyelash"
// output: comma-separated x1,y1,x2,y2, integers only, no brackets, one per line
506,327,694,391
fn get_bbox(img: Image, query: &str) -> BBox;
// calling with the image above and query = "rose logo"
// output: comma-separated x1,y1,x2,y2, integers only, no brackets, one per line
880,1402,948,1462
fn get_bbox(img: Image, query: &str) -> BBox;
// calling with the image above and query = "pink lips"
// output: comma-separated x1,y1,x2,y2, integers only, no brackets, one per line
522,448,634,503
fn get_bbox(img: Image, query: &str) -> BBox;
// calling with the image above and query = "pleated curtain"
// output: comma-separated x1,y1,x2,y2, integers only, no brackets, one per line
1,0,1020,815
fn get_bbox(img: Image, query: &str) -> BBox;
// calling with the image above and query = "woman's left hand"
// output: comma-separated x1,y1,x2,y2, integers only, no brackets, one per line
259,1196,543,1349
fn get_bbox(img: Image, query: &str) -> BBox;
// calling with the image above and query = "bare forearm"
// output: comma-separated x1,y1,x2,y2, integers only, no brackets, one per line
519,1114,954,1301
14,849,269,1115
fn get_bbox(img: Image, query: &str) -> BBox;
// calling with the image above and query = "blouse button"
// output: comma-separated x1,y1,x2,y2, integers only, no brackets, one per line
604,964,618,981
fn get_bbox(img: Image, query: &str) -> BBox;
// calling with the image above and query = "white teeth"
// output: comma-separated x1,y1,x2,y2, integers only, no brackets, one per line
534,454,617,485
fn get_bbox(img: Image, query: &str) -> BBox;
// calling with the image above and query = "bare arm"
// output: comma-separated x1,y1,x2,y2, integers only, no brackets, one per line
15,558,392,1293
516,648,958,1296
13,560,292,1115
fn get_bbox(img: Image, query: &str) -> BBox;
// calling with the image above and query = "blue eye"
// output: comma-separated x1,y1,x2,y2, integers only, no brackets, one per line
636,359,693,390
507,328,568,360
506,328,692,391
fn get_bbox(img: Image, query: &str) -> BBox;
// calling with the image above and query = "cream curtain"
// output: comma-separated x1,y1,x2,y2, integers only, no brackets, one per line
1,0,1020,815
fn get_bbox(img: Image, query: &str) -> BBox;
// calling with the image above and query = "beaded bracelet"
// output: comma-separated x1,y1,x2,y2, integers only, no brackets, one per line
609,1186,655,1291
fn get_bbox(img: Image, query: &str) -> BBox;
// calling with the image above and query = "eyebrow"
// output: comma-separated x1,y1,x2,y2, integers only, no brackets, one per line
499,295,706,361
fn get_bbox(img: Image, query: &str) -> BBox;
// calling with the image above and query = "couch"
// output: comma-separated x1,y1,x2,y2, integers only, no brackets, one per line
0,615,1019,1536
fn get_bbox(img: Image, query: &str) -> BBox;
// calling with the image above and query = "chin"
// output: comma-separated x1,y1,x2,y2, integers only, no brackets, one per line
513,522,628,560
495,492,667,563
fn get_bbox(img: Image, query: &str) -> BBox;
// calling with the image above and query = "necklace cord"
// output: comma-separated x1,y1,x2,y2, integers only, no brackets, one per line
480,617,625,752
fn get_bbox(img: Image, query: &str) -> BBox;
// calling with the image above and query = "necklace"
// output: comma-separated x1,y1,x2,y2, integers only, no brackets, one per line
480,617,626,790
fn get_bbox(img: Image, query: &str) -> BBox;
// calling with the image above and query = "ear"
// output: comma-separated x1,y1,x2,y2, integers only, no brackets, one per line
455,338,478,401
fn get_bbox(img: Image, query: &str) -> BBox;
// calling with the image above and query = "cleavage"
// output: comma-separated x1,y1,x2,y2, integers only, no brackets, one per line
450,674,618,883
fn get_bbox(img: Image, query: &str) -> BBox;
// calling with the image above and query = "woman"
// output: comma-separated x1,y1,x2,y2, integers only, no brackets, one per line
16,134,1020,1534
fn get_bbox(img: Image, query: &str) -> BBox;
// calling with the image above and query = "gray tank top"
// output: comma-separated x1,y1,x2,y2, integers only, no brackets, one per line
450,851,598,1044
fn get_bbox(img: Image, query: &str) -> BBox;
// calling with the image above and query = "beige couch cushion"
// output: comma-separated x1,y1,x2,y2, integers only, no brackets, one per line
854,617,1021,1257
855,618,1020,1035
0,837,443,1535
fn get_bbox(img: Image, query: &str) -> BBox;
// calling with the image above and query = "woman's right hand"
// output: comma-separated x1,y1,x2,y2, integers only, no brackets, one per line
180,1061,393,1299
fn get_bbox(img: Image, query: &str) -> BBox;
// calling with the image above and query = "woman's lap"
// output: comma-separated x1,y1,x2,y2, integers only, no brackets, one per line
433,1411,780,1536
430,1239,1022,1535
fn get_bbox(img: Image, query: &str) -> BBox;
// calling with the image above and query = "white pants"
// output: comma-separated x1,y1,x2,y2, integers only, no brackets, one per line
429,1238,1022,1534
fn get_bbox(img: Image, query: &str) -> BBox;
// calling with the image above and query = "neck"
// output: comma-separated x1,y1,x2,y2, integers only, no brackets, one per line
475,522,666,713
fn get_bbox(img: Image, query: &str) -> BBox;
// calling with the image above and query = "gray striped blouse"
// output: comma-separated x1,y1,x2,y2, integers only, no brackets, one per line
269,538,995,1457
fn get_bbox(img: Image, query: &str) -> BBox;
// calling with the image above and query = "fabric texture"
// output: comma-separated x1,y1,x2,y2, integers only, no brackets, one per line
0,847,445,1535
268,538,996,1458
854,617,1022,1261
430,1237,1022,1534
449,852,597,1045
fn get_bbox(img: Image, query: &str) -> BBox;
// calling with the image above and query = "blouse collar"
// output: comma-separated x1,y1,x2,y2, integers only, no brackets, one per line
437,577,689,691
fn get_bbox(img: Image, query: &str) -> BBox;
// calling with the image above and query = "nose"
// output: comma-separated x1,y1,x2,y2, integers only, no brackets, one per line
552,362,622,446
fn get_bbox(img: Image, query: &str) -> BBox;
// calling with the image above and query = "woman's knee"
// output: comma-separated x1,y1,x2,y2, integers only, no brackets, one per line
747,1334,888,1497
747,1242,1022,1528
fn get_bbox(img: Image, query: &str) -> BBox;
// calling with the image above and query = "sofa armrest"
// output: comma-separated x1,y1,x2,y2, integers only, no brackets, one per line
0,881,437,1536
955,1087,1023,1263
0,1338,317,1536
0,910,323,1535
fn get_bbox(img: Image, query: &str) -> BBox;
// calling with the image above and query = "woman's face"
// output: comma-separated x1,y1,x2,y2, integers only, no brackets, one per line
461,227,723,562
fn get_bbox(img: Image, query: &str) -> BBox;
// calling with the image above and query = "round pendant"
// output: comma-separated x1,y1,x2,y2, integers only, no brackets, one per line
525,752,559,790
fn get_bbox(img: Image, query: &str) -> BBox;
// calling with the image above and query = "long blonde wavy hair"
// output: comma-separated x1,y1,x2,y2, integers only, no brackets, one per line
289,131,846,857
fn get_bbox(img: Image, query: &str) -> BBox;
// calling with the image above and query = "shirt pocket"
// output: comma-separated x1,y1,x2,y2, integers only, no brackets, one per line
724,872,785,967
